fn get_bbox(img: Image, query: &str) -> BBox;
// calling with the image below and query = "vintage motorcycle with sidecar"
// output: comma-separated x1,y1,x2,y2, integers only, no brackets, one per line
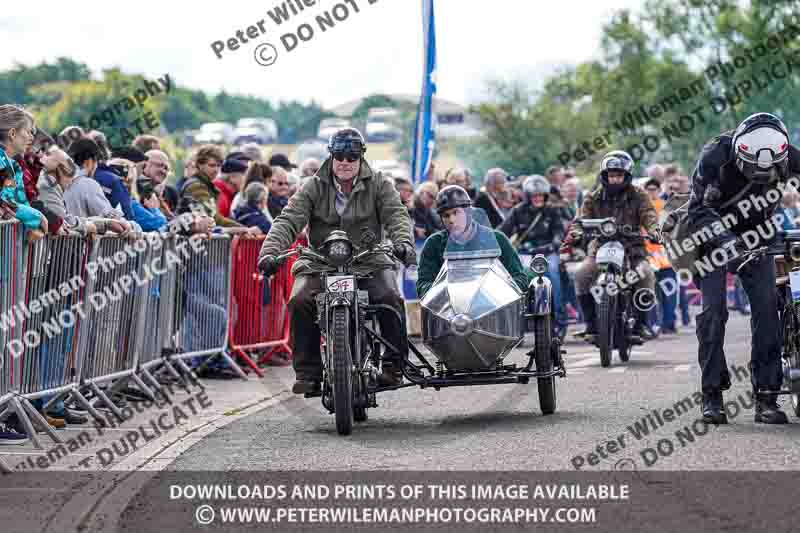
571,217,661,367
269,215,566,435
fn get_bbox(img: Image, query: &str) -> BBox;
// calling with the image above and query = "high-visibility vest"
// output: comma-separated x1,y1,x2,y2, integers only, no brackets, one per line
646,198,672,270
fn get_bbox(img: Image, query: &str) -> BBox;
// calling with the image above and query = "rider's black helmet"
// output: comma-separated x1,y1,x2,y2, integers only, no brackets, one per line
436,185,472,214
731,112,791,184
328,127,367,156
599,150,634,191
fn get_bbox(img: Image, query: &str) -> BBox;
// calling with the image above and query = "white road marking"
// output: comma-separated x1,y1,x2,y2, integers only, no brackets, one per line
608,367,627,373
674,364,691,372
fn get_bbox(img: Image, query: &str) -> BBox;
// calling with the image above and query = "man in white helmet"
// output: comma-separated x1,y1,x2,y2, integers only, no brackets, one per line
500,175,568,337
687,112,800,425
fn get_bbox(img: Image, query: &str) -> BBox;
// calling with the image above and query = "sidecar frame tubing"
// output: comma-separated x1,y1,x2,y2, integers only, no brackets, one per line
363,304,562,392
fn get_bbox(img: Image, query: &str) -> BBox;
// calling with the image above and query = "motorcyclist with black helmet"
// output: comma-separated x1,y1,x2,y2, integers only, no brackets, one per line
258,128,416,394
569,150,660,340
500,175,568,337
416,185,529,299
687,112,800,425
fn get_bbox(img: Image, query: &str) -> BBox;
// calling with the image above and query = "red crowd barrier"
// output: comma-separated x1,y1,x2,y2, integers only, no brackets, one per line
229,235,304,369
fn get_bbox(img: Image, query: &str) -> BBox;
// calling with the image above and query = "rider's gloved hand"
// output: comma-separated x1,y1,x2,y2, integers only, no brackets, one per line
393,243,417,267
258,255,282,277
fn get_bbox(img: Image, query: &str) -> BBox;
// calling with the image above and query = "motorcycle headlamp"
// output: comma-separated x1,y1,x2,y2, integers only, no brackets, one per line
326,239,353,265
600,220,617,237
789,242,800,263
531,255,549,275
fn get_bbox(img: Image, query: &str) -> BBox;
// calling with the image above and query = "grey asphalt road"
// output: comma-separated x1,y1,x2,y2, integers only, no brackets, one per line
109,313,800,533
140,313,800,473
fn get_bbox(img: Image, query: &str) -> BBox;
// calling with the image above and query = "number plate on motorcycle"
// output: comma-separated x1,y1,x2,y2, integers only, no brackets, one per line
596,242,625,268
327,275,356,293
790,271,800,302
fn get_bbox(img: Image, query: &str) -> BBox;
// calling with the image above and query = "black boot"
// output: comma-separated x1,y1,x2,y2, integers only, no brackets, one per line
378,360,403,387
576,294,597,337
754,391,788,424
634,309,657,340
702,389,728,425
292,379,321,395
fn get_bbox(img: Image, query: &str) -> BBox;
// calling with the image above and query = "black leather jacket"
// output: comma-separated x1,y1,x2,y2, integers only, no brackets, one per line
687,131,800,252
499,203,564,254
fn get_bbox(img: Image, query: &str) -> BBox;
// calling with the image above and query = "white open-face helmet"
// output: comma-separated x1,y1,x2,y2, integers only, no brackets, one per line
732,112,790,184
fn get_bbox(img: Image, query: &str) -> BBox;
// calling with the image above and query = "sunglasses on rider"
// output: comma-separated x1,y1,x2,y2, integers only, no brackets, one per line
332,152,360,163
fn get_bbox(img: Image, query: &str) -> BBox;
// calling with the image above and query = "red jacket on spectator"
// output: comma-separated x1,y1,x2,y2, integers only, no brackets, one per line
213,178,237,219
15,154,42,203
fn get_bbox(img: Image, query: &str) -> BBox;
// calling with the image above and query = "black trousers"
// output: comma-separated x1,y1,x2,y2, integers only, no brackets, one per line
288,269,406,381
696,253,782,393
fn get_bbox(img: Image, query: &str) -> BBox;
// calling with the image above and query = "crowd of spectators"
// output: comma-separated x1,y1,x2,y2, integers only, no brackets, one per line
0,103,312,444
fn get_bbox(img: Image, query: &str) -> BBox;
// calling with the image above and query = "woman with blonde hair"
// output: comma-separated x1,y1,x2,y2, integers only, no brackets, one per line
0,104,48,239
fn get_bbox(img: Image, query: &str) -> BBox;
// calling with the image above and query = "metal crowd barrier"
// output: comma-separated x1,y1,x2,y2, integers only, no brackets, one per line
0,226,300,472
170,234,248,379
0,233,91,452
136,234,187,393
228,236,293,371
0,221,24,472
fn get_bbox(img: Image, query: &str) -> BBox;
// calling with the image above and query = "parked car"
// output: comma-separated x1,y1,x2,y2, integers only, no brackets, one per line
318,118,351,142
295,139,330,163
235,118,278,144
366,107,401,142
195,122,236,145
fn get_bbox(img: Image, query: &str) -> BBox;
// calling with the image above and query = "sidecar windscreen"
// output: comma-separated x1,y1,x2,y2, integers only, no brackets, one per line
443,207,501,260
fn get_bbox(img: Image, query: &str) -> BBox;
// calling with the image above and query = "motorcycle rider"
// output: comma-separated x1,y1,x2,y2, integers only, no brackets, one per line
500,175,568,337
569,150,659,340
417,185,529,298
687,112,800,425
258,128,416,394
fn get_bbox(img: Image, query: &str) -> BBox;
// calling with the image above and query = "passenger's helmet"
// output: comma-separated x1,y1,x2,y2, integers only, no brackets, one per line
732,112,790,184
327,127,367,156
436,185,472,214
523,175,551,201
599,150,634,191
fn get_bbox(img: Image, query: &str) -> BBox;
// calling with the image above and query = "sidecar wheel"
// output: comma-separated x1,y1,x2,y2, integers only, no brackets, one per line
534,316,557,415
331,307,354,436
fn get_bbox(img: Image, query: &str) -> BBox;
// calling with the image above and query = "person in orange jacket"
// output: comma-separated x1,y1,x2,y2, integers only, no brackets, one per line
644,178,677,334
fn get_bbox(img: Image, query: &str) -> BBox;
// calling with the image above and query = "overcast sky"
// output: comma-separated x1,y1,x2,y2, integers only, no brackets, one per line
2,0,645,109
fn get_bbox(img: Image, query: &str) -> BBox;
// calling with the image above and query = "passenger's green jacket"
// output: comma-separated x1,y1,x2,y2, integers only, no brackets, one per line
259,157,415,276
416,228,530,299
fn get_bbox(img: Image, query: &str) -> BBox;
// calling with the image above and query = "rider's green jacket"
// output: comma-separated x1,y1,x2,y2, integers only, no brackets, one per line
258,157,415,276
416,228,530,299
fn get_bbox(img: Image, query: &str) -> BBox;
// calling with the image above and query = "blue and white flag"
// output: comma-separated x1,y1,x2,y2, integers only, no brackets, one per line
411,0,437,184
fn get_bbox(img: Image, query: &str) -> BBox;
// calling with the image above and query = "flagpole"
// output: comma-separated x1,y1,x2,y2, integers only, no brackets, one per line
411,0,437,184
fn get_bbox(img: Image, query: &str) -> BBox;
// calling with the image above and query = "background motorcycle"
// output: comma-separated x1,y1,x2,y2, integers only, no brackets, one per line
576,218,659,367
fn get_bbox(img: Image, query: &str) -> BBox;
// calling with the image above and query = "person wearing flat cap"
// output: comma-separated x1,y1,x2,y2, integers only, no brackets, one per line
268,152,297,172
214,154,250,218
